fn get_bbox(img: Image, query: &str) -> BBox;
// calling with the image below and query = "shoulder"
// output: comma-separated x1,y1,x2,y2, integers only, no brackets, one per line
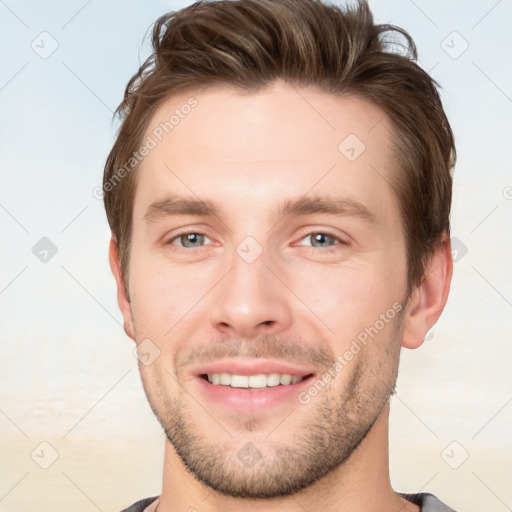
400,492,459,512
119,496,159,512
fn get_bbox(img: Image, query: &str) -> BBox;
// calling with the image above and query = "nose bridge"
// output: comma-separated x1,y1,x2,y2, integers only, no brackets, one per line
232,236,270,295
208,236,292,337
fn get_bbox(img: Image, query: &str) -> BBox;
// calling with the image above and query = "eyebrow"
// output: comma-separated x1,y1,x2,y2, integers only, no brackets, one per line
277,195,377,224
143,194,377,225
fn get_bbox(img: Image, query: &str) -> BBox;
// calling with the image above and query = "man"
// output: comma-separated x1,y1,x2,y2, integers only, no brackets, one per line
103,0,457,510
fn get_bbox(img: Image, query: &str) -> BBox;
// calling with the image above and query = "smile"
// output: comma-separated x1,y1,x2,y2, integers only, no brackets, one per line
204,372,307,388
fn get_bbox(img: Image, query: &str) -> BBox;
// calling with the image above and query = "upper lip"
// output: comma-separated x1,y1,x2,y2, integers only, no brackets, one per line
191,358,315,377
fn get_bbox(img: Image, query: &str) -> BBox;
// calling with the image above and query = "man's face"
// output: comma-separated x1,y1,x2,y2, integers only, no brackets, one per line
122,81,411,498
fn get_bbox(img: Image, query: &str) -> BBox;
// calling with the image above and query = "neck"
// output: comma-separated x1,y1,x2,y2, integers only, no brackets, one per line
156,403,418,512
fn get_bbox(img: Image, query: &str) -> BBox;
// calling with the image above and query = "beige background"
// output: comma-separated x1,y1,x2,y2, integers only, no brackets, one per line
1,0,511,511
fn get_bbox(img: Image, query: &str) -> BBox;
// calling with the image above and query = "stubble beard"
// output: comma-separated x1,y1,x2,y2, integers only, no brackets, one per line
139,316,403,499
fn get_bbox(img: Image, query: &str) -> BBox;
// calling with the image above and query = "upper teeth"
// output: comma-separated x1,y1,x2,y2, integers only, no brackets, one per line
207,373,304,388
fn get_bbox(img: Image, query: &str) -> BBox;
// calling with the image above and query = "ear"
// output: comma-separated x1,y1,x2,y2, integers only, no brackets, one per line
108,237,136,341
401,234,453,349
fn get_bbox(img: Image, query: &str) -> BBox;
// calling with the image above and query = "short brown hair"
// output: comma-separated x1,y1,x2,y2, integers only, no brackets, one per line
103,0,455,294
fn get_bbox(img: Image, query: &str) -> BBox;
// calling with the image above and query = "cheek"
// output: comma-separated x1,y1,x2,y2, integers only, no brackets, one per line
129,256,206,329
283,260,406,372
288,258,403,324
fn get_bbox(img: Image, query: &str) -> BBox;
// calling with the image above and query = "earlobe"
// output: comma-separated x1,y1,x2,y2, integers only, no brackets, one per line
401,235,453,350
108,237,136,341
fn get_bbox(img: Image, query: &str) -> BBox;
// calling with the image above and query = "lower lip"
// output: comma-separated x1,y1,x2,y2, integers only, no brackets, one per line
194,375,314,413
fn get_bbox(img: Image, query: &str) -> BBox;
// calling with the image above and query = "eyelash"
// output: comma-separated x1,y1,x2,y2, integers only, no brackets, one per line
166,230,346,254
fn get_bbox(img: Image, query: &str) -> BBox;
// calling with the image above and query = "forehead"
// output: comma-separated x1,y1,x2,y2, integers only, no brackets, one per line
135,81,399,225
144,81,393,164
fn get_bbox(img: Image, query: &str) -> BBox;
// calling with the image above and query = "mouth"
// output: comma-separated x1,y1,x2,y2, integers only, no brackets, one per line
191,359,316,412
200,372,312,388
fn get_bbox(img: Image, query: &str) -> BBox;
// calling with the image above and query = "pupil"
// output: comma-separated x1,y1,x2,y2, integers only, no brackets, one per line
184,233,201,247
314,233,327,246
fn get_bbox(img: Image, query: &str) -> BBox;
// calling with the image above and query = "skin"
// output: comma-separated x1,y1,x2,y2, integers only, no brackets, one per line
109,80,452,512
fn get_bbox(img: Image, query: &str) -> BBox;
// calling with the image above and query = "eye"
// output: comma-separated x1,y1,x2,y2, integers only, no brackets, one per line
168,232,212,249
296,232,345,251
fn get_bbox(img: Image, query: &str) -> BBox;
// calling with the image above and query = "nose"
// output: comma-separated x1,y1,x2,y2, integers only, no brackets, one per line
209,246,293,339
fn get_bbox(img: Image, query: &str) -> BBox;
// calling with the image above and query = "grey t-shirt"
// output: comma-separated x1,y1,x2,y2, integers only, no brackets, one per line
400,493,458,511
120,493,458,511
